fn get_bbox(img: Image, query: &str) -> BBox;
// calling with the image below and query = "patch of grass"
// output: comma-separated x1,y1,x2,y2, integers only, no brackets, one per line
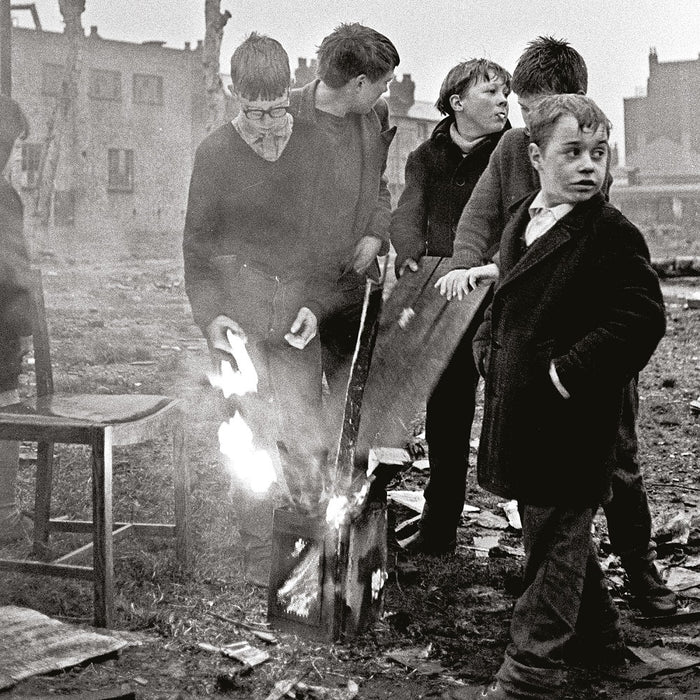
88,340,154,365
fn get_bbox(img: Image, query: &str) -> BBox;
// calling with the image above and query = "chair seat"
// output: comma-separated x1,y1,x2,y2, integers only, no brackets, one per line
0,393,175,425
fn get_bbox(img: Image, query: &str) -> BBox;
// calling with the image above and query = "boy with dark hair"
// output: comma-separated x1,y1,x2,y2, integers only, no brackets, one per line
0,96,33,544
436,36,676,616
455,94,666,700
183,33,334,587
389,58,511,554
289,23,399,429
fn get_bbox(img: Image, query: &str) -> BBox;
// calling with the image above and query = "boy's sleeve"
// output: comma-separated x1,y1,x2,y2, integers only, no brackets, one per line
450,141,506,270
389,148,428,275
182,143,227,334
553,217,666,395
363,100,396,255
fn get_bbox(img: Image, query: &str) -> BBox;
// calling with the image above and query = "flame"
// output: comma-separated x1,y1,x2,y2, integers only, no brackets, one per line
218,412,276,494
325,481,371,529
208,331,258,397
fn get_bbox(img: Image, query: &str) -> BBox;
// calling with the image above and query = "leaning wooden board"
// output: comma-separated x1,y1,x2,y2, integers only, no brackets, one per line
355,256,493,467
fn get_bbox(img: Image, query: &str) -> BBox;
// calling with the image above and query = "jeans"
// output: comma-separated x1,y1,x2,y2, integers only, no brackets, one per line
496,505,618,699
421,325,480,541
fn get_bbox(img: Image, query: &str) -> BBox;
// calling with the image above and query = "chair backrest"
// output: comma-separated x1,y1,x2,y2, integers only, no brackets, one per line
27,267,54,397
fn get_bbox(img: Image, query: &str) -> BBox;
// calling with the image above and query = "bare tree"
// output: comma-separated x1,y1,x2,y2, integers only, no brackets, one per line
33,0,84,225
203,0,231,133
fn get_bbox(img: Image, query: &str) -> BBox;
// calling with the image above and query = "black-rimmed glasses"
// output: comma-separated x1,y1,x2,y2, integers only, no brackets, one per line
242,106,289,121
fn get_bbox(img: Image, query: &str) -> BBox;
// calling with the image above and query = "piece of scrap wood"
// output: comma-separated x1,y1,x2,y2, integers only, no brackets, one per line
367,447,411,476
264,669,312,700
387,490,479,514
226,644,270,667
386,645,444,676
471,535,501,557
467,510,509,530
295,679,360,699
499,500,522,530
664,566,700,591
627,645,700,678
203,610,277,644
634,609,700,627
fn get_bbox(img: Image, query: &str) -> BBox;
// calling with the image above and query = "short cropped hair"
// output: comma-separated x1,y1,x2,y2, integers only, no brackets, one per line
528,94,611,150
230,32,290,100
435,58,511,117
317,23,399,89
512,36,587,97
0,95,29,145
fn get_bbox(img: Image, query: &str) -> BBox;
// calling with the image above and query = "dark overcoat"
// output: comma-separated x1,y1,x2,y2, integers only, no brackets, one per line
473,192,666,506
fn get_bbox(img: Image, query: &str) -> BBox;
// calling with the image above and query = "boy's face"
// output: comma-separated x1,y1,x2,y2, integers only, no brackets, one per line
528,114,609,208
237,91,290,135
453,73,509,137
351,69,395,113
518,92,549,133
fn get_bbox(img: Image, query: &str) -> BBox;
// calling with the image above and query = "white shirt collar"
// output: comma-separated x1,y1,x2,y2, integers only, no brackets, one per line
528,191,574,223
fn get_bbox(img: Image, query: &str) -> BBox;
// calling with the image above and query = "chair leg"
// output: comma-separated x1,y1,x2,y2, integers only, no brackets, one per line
172,409,191,570
91,428,114,628
32,440,54,560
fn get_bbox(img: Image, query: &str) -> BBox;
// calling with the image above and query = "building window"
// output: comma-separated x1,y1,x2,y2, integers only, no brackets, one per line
42,63,64,96
133,73,163,105
89,68,121,101
107,148,134,191
20,143,42,189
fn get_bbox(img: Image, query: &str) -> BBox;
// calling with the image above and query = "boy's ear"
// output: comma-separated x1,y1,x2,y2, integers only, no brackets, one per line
528,142,542,171
449,94,463,113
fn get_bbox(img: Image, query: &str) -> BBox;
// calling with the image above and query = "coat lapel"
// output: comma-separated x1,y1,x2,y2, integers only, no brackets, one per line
498,193,605,294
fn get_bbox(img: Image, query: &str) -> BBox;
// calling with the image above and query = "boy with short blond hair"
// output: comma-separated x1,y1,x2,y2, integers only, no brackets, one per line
459,94,665,700
436,36,676,618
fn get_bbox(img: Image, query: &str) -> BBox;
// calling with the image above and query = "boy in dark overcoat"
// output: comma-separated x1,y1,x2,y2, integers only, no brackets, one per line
460,95,666,699
437,36,676,617
388,58,511,554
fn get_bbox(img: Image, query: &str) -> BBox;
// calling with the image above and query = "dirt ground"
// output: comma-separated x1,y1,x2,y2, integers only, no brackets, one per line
0,224,699,699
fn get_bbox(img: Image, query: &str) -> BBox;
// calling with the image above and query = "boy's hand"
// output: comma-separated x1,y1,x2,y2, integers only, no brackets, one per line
350,235,382,274
466,263,499,289
207,315,246,353
398,258,419,277
285,307,317,349
435,269,470,300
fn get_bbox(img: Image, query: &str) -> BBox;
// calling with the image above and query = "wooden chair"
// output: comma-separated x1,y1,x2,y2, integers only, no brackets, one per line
0,268,190,627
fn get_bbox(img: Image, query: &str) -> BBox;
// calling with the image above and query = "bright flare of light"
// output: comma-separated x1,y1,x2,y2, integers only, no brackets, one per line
208,331,258,398
218,412,276,494
326,494,350,529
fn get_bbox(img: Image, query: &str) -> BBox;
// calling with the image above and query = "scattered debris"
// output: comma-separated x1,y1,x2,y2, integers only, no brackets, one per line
263,668,312,700
197,640,270,667
411,458,430,471
691,397,700,414
386,645,445,676
499,500,522,530
655,510,693,545
627,645,700,678
203,610,277,644
367,447,411,476
663,566,700,592
388,490,479,514
294,679,360,699
467,510,509,530
471,535,501,557
488,544,525,558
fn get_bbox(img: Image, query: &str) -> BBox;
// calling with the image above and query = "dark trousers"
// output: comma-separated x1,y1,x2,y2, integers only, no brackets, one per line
421,325,480,541
213,265,330,546
604,376,655,567
496,505,619,699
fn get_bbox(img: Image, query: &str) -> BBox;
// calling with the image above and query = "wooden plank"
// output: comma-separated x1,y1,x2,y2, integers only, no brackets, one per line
48,520,175,537
0,559,94,580
32,440,55,561
355,257,493,466
53,525,132,564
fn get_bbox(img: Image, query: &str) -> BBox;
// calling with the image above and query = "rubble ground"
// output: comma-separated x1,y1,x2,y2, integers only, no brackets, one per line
0,227,698,699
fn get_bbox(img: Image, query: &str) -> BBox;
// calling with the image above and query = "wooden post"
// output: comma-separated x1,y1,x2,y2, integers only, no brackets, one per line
171,404,191,570
0,0,11,96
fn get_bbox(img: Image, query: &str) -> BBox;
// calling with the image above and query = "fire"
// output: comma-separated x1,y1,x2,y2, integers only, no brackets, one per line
208,330,258,398
325,481,371,529
218,412,276,495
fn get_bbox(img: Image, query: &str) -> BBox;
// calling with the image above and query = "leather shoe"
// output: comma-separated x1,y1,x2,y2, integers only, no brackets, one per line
400,530,456,556
626,562,677,616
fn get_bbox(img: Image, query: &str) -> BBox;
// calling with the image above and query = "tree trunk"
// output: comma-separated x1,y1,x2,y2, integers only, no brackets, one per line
203,0,231,133
33,0,84,226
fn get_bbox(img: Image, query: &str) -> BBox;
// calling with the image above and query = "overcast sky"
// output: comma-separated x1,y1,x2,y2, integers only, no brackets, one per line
21,1,700,163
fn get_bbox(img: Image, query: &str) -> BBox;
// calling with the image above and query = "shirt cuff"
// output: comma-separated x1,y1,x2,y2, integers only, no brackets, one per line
549,361,571,399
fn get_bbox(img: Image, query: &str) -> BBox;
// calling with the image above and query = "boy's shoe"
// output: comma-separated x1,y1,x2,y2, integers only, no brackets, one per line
0,510,33,545
567,633,630,670
400,530,456,556
243,545,271,588
442,680,512,699
626,562,678,616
